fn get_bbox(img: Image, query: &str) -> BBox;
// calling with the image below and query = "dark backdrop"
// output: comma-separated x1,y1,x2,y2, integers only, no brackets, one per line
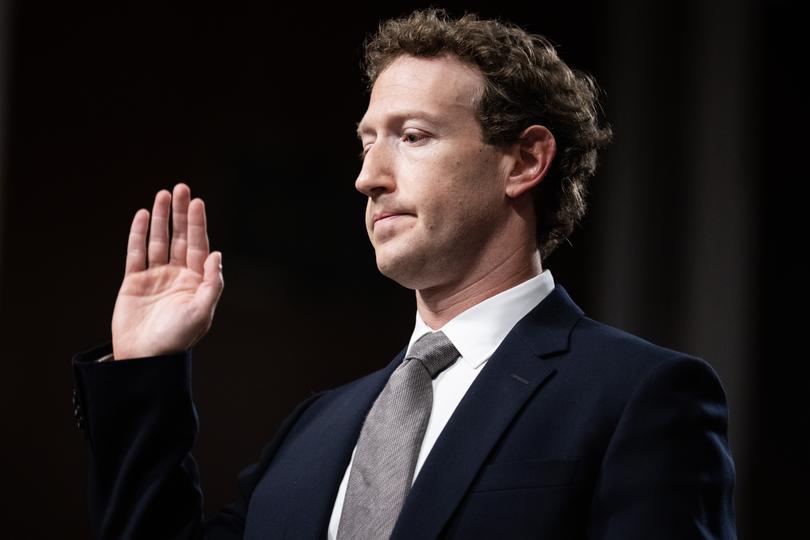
0,1,803,538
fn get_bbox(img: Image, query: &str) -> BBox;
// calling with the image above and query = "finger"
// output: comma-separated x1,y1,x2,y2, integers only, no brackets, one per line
147,190,172,267
125,209,150,276
170,183,191,265
186,198,209,275
194,251,224,314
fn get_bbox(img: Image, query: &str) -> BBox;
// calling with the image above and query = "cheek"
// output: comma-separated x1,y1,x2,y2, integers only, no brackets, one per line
421,188,476,237
406,145,503,224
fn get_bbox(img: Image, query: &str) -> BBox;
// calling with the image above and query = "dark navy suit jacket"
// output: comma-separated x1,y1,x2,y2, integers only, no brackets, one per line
72,284,737,539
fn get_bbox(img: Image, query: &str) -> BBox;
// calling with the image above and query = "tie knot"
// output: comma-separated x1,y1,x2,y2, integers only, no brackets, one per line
406,331,460,378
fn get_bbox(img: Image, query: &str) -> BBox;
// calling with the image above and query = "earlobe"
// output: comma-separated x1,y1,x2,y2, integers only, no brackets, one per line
505,125,556,199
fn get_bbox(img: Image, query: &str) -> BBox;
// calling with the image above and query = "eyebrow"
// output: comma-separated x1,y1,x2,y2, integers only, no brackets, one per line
356,110,442,140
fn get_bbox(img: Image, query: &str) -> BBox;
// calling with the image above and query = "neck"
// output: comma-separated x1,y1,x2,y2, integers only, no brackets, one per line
415,244,542,330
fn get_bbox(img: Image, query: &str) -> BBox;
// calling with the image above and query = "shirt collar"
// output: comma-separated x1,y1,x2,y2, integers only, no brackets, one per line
407,268,556,369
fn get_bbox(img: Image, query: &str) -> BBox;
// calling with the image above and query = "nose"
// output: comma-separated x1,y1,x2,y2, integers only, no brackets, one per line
355,142,396,198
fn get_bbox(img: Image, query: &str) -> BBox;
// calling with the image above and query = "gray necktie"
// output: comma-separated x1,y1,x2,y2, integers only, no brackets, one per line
337,331,460,540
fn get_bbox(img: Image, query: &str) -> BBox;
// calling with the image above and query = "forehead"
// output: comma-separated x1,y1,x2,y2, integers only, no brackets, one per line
357,54,484,136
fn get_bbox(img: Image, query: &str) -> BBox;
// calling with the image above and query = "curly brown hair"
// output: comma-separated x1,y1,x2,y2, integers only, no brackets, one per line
363,8,613,259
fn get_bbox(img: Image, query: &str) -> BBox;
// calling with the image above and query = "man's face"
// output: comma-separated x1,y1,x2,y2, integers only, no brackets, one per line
356,54,512,291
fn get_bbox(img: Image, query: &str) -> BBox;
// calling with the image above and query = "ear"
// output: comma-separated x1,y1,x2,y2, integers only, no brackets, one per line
505,125,556,199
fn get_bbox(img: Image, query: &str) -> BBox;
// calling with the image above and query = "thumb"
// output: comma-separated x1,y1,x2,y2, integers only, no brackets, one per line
195,251,224,311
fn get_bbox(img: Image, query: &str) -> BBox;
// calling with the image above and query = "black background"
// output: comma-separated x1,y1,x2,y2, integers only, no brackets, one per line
0,1,803,538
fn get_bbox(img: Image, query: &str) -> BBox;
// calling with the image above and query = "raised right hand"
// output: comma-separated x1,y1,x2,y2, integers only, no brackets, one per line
111,183,224,360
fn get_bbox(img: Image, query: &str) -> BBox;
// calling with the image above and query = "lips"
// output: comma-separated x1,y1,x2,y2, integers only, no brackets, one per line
373,212,404,223
371,211,413,231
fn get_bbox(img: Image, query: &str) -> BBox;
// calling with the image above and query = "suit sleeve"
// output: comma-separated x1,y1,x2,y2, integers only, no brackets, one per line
587,355,737,539
72,343,323,540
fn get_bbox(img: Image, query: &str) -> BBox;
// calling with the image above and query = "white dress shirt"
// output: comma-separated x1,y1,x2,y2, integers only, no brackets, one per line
327,269,556,539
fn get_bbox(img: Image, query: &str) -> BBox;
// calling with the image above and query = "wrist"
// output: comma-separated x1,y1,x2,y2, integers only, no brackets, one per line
112,343,187,360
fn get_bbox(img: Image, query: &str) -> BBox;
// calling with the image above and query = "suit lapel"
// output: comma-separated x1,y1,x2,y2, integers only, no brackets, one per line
390,284,584,540
259,348,406,539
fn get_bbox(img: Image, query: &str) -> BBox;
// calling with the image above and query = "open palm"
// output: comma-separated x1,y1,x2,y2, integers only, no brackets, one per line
111,183,224,360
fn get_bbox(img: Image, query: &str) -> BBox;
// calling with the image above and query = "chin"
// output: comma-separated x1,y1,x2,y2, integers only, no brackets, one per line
374,246,437,291
376,257,416,290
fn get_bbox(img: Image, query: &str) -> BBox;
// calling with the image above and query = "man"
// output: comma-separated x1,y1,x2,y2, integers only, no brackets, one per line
72,9,737,539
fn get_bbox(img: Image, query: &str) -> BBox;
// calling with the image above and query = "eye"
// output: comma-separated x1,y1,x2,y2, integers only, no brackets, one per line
402,130,427,144
359,145,371,162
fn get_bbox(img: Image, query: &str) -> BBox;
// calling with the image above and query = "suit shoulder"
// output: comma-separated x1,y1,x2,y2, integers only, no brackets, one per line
572,315,685,354
567,315,722,389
